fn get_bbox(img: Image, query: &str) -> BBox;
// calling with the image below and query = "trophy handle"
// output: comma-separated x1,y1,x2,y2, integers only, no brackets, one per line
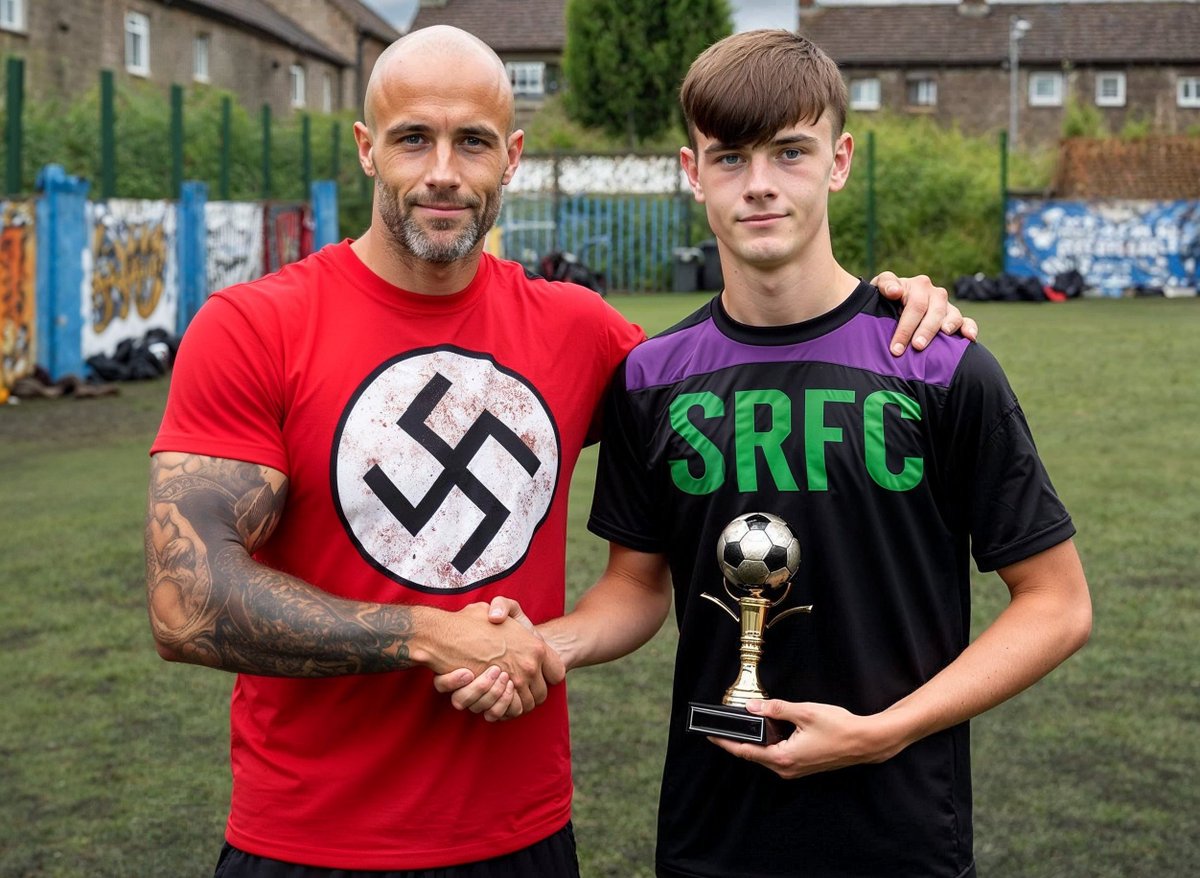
700,591,739,623
766,604,813,629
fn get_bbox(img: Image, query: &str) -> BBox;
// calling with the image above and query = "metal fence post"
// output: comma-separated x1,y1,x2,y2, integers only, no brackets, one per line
330,121,340,180
302,114,312,195
999,130,1009,273
261,104,272,199
5,57,25,194
99,71,116,199
865,130,877,281
170,85,184,198
220,96,232,199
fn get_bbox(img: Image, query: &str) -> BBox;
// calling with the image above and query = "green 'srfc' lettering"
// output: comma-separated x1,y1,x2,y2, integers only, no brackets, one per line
669,392,725,495
735,389,799,493
864,390,924,491
804,389,856,492
669,387,925,494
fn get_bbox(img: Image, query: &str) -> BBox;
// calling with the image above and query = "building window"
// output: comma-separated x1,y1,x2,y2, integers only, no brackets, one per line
850,78,881,111
906,77,937,107
1178,76,1200,108
290,64,306,108
194,34,210,83
505,61,545,97
0,0,25,32
322,72,334,112
125,12,150,76
1029,72,1064,107
1095,72,1125,107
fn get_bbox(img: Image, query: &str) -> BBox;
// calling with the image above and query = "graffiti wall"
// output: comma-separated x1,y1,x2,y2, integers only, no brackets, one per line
264,203,312,275
1,200,37,388
86,200,179,359
1007,199,1200,297
205,202,265,294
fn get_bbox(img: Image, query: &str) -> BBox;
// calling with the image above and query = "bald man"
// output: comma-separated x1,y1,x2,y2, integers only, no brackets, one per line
145,25,971,877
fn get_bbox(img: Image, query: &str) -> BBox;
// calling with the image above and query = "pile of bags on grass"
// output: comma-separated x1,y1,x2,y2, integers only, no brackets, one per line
954,270,1085,302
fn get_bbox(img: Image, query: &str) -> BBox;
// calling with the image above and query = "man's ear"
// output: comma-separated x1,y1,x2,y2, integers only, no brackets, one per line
828,132,854,193
353,121,376,177
502,129,524,186
680,147,705,203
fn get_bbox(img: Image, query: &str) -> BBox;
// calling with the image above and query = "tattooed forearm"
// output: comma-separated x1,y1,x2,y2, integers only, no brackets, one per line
146,452,416,676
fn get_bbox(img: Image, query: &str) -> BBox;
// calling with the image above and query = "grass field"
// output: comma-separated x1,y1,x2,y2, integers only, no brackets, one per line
1,295,1197,877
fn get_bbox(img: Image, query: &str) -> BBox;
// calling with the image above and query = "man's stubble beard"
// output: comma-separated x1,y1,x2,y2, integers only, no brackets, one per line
376,178,504,266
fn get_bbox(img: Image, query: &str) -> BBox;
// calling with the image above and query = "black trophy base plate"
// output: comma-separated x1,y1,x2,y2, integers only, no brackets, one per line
687,702,794,745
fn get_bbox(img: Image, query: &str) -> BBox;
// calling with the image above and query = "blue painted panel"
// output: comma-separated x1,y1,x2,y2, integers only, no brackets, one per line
310,180,339,249
1006,198,1200,297
35,165,90,381
176,181,208,335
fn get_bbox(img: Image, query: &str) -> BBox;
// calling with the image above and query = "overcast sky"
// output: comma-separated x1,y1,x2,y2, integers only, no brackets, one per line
365,0,419,30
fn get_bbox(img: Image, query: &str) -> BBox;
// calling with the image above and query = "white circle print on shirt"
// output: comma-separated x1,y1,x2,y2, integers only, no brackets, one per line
332,346,560,593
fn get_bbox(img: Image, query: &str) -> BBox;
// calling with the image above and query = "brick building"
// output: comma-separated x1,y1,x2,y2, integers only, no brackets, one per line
0,0,400,118
406,0,1200,146
410,0,566,121
795,0,1200,147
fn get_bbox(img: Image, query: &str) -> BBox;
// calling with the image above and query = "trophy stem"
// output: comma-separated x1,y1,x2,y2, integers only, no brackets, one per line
722,597,771,707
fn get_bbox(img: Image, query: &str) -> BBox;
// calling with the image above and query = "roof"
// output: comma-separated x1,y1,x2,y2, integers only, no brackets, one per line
177,0,354,66
331,0,403,42
799,2,1200,67
410,0,567,52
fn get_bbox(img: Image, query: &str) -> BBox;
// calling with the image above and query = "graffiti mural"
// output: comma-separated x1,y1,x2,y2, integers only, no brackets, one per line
1,200,37,389
264,204,313,275
206,202,265,294
86,200,178,359
1007,199,1200,297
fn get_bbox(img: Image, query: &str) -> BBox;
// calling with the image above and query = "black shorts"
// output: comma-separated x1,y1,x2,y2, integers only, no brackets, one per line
213,823,579,878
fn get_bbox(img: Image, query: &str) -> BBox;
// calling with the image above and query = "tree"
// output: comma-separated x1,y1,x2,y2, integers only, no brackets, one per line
563,0,731,149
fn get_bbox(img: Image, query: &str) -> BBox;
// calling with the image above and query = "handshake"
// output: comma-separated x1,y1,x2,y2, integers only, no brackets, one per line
428,596,565,722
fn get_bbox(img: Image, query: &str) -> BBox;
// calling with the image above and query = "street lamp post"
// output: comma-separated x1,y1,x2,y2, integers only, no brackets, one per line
1009,16,1032,148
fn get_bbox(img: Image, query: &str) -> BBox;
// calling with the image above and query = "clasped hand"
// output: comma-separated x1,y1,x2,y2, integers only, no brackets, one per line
433,597,563,721
710,699,905,779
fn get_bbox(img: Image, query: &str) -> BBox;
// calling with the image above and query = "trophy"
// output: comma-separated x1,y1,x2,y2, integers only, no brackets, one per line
686,512,810,745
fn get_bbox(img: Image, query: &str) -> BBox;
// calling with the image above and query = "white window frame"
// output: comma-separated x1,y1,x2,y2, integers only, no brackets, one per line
290,64,306,108
1178,76,1200,108
1095,72,1125,107
505,61,545,97
1029,72,1064,107
193,34,210,83
0,0,25,32
322,72,334,113
850,78,881,111
125,11,151,77
906,76,937,107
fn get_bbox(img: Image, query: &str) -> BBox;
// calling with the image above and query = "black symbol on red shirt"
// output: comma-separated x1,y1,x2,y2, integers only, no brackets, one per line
363,372,542,572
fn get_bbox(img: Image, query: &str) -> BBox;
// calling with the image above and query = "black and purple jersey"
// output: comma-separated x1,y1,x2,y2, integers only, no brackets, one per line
589,281,1075,878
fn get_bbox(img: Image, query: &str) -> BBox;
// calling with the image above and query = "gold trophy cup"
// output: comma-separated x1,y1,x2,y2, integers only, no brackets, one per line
687,512,810,745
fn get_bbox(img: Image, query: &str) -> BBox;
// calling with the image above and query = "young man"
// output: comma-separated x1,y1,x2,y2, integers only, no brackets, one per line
146,24,972,878
469,29,1090,878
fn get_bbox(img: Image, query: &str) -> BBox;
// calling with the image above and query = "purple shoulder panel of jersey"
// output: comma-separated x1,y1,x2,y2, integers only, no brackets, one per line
624,313,971,392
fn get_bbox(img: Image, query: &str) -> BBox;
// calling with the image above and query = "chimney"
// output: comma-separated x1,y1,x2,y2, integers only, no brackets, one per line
799,0,820,19
958,0,991,17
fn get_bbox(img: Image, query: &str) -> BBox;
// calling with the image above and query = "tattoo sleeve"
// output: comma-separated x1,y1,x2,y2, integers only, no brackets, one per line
145,453,416,676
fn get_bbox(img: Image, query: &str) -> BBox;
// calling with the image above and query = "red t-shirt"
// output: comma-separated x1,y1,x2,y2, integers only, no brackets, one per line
152,241,644,869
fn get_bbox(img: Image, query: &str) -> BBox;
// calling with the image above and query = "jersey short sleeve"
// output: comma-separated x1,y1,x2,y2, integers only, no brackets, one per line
944,343,1076,572
151,291,289,473
588,360,663,552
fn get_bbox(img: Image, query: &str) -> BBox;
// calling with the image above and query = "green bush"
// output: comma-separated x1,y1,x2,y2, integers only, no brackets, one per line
832,112,1054,284
4,76,367,233
1062,99,1107,139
